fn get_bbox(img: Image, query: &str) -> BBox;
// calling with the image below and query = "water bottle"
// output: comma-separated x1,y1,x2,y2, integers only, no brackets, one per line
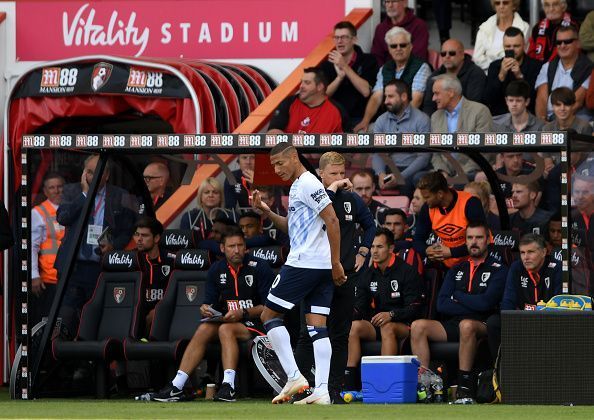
431,371,445,403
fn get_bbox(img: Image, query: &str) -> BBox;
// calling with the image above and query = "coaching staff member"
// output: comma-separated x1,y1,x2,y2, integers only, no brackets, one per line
486,233,562,360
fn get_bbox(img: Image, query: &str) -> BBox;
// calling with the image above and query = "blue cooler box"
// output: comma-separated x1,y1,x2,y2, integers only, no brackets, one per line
361,355,419,404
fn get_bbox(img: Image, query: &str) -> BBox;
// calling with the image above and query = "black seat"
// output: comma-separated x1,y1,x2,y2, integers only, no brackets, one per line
123,249,211,363
161,229,195,252
248,245,286,273
52,251,142,397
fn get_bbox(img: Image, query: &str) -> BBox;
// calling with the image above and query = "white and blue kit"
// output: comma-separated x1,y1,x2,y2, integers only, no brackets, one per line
266,171,334,316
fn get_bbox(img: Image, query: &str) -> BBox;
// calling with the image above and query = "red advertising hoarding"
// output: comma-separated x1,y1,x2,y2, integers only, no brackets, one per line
16,0,344,60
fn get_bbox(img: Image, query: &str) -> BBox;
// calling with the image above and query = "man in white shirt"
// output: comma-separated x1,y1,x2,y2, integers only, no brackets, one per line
253,142,346,405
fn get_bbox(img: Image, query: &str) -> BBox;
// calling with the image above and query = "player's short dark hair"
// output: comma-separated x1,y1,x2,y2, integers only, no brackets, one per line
548,212,561,223
550,87,576,106
513,181,541,193
505,80,531,99
466,220,490,236
270,142,296,156
504,26,524,39
213,215,236,226
134,216,164,237
375,227,395,246
384,79,411,101
519,233,547,250
221,226,245,244
417,171,449,193
334,21,357,36
384,208,407,221
304,67,329,87
239,210,261,223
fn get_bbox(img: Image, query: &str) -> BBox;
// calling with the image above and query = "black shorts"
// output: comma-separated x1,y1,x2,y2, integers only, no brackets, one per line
440,316,486,342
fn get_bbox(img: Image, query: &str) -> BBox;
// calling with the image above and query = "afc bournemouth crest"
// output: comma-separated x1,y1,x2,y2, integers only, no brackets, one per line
186,285,198,302
161,265,171,277
245,275,254,287
113,287,125,304
91,62,113,92
391,280,399,291
344,202,352,213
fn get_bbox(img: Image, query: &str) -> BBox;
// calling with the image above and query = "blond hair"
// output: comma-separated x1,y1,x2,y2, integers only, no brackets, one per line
464,181,491,212
319,151,345,170
196,177,224,209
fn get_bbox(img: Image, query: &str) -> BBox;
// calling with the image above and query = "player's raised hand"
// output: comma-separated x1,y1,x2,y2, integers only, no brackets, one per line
252,190,271,214
332,261,347,286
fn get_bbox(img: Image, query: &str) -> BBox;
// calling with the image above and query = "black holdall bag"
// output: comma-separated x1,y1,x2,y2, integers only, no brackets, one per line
476,348,501,404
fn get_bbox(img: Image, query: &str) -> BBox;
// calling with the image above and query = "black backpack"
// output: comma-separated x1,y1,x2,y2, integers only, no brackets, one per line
476,348,501,404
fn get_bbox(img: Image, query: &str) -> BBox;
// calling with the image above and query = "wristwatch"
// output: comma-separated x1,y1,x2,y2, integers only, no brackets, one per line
358,250,368,257
242,308,250,320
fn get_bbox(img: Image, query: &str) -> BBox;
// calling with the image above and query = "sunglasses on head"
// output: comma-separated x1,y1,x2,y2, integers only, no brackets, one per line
440,51,457,57
555,38,576,46
389,43,409,49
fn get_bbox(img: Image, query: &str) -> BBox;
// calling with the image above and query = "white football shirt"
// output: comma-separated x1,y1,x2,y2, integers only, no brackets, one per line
285,171,332,269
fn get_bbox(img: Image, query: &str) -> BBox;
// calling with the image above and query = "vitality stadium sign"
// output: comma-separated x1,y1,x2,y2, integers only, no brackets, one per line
16,0,344,60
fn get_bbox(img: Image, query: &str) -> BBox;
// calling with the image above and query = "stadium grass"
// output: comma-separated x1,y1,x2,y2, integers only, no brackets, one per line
1,389,594,419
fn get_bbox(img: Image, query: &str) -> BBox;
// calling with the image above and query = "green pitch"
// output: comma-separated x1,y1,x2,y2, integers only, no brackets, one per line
1,390,594,420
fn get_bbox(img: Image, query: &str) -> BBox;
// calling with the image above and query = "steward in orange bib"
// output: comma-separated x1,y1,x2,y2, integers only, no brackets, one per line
413,172,486,268
31,173,65,325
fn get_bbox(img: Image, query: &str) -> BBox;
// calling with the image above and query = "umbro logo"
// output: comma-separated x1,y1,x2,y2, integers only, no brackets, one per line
435,224,464,237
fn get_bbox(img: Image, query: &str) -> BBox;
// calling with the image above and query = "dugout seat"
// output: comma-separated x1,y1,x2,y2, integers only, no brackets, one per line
248,245,286,274
51,251,143,398
161,229,195,252
123,249,211,363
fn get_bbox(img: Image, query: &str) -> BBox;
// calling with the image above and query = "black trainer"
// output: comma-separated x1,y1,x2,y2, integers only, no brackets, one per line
151,384,184,402
329,390,346,405
213,382,237,402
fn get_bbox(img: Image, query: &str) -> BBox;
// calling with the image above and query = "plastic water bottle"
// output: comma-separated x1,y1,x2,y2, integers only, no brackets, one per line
431,372,445,403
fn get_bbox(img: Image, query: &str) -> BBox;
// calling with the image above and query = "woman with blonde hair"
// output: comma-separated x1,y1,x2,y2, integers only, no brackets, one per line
464,181,501,230
473,0,529,72
181,177,234,240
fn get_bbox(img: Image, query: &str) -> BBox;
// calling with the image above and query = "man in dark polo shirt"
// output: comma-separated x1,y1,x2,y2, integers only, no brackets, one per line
320,21,378,127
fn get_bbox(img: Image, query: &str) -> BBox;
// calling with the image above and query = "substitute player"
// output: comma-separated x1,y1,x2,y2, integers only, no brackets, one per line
253,142,346,405
148,227,274,402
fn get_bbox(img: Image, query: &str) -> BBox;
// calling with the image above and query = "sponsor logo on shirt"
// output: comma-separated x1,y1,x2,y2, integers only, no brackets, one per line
310,188,326,204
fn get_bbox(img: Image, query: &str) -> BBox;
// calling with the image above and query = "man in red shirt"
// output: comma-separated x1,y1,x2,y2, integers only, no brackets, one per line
268,67,350,134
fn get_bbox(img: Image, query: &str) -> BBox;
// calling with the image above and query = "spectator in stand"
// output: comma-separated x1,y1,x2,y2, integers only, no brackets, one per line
464,181,501,231
372,0,429,65
495,152,538,200
268,67,350,134
350,170,387,223
345,228,424,392
493,81,545,132
134,216,175,335
571,175,594,263
486,233,561,359
528,0,579,63
429,74,493,178
413,171,487,269
423,40,486,116
411,221,507,404
535,25,593,122
224,154,255,209
580,11,594,62
143,162,171,210
355,27,432,133
407,188,426,238
543,87,594,134
181,177,233,242
31,173,65,326
485,28,543,116
372,79,431,196
473,0,530,73
321,21,378,127
510,182,553,236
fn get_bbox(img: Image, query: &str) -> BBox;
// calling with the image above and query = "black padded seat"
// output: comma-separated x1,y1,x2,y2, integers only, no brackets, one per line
52,251,143,397
124,249,210,362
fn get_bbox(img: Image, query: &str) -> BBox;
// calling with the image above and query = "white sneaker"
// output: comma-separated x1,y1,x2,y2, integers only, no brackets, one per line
293,390,331,405
271,373,309,404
